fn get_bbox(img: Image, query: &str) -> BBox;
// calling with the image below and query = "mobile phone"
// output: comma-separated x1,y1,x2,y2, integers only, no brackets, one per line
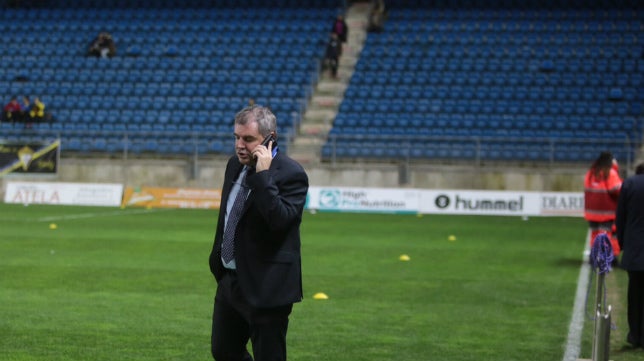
252,135,277,165
260,134,277,148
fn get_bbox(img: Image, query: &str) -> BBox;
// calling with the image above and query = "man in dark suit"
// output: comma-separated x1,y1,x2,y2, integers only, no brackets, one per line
209,105,309,361
615,162,644,348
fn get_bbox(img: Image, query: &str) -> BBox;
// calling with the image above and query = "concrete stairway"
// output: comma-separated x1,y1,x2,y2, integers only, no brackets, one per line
288,2,372,166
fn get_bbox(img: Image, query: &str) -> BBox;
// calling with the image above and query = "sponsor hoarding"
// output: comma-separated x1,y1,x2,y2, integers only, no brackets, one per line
2,181,584,216
539,192,584,217
418,190,542,216
307,186,420,213
4,181,123,206
308,187,584,217
121,187,222,209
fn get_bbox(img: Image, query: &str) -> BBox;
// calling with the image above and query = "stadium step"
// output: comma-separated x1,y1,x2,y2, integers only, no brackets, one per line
316,81,348,97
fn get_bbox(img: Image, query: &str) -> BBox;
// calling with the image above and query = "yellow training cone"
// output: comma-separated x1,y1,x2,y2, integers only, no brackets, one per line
313,292,328,300
399,254,410,261
49,223,58,230
448,235,456,241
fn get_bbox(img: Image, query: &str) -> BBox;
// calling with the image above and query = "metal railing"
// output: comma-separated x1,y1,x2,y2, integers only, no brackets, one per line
321,133,640,169
1,127,640,172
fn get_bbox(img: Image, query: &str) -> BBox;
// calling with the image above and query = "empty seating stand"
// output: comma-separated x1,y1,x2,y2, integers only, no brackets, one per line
323,0,643,163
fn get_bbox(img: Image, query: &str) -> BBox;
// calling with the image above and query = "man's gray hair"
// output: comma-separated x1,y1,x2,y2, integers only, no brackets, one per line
234,105,277,138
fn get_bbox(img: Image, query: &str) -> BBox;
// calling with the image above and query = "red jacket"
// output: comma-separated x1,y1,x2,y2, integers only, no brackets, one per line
584,167,622,222
4,100,21,113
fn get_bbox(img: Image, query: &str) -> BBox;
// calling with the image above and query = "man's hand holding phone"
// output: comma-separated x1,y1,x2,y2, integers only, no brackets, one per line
252,135,275,172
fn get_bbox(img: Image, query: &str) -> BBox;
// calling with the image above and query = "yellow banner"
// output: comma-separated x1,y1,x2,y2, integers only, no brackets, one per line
122,187,222,209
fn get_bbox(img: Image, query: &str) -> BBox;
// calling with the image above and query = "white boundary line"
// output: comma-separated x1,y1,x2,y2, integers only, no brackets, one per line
562,230,591,361
0,208,171,223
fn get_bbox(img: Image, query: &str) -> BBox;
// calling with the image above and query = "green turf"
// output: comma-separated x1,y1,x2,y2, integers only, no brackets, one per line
0,203,641,360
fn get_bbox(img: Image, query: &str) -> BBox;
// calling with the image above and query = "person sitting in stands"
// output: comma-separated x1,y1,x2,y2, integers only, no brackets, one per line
87,32,116,58
20,96,31,116
3,96,24,122
29,97,46,122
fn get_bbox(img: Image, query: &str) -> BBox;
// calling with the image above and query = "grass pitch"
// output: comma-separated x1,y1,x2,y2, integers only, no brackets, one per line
0,203,641,360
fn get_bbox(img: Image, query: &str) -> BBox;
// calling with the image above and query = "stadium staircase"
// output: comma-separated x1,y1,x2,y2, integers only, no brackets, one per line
289,1,372,167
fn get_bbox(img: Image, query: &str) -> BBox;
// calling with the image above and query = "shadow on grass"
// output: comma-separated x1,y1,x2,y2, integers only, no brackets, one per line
610,344,644,358
553,257,584,268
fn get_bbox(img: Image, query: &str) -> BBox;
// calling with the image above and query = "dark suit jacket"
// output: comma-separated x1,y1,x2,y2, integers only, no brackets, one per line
209,152,309,308
615,174,644,271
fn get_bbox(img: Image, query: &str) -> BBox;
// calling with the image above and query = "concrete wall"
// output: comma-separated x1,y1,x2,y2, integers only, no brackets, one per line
1,156,587,193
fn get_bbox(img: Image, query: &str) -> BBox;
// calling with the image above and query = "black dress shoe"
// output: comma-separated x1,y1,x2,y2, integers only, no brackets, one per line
626,333,641,348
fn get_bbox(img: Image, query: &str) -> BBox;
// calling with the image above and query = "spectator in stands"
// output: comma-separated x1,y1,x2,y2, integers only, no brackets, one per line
19,96,33,127
29,97,46,122
87,32,116,58
331,14,348,44
20,96,31,115
324,32,342,78
3,96,24,123
584,151,623,258
615,162,644,348
368,0,386,33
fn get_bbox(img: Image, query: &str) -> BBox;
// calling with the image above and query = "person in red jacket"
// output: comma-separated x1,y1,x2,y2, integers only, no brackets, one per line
3,96,23,122
584,151,623,256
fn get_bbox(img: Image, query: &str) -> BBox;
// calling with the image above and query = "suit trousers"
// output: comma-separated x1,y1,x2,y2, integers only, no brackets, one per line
211,270,293,361
627,270,644,347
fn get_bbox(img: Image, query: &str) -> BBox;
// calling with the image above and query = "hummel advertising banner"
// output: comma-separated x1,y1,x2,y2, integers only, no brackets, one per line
418,190,542,216
0,140,60,176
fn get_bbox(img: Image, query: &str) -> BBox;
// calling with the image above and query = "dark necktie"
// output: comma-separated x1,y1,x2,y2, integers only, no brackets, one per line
221,167,248,264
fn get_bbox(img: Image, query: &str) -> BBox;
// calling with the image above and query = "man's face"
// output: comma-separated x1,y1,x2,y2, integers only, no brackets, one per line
233,121,263,166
